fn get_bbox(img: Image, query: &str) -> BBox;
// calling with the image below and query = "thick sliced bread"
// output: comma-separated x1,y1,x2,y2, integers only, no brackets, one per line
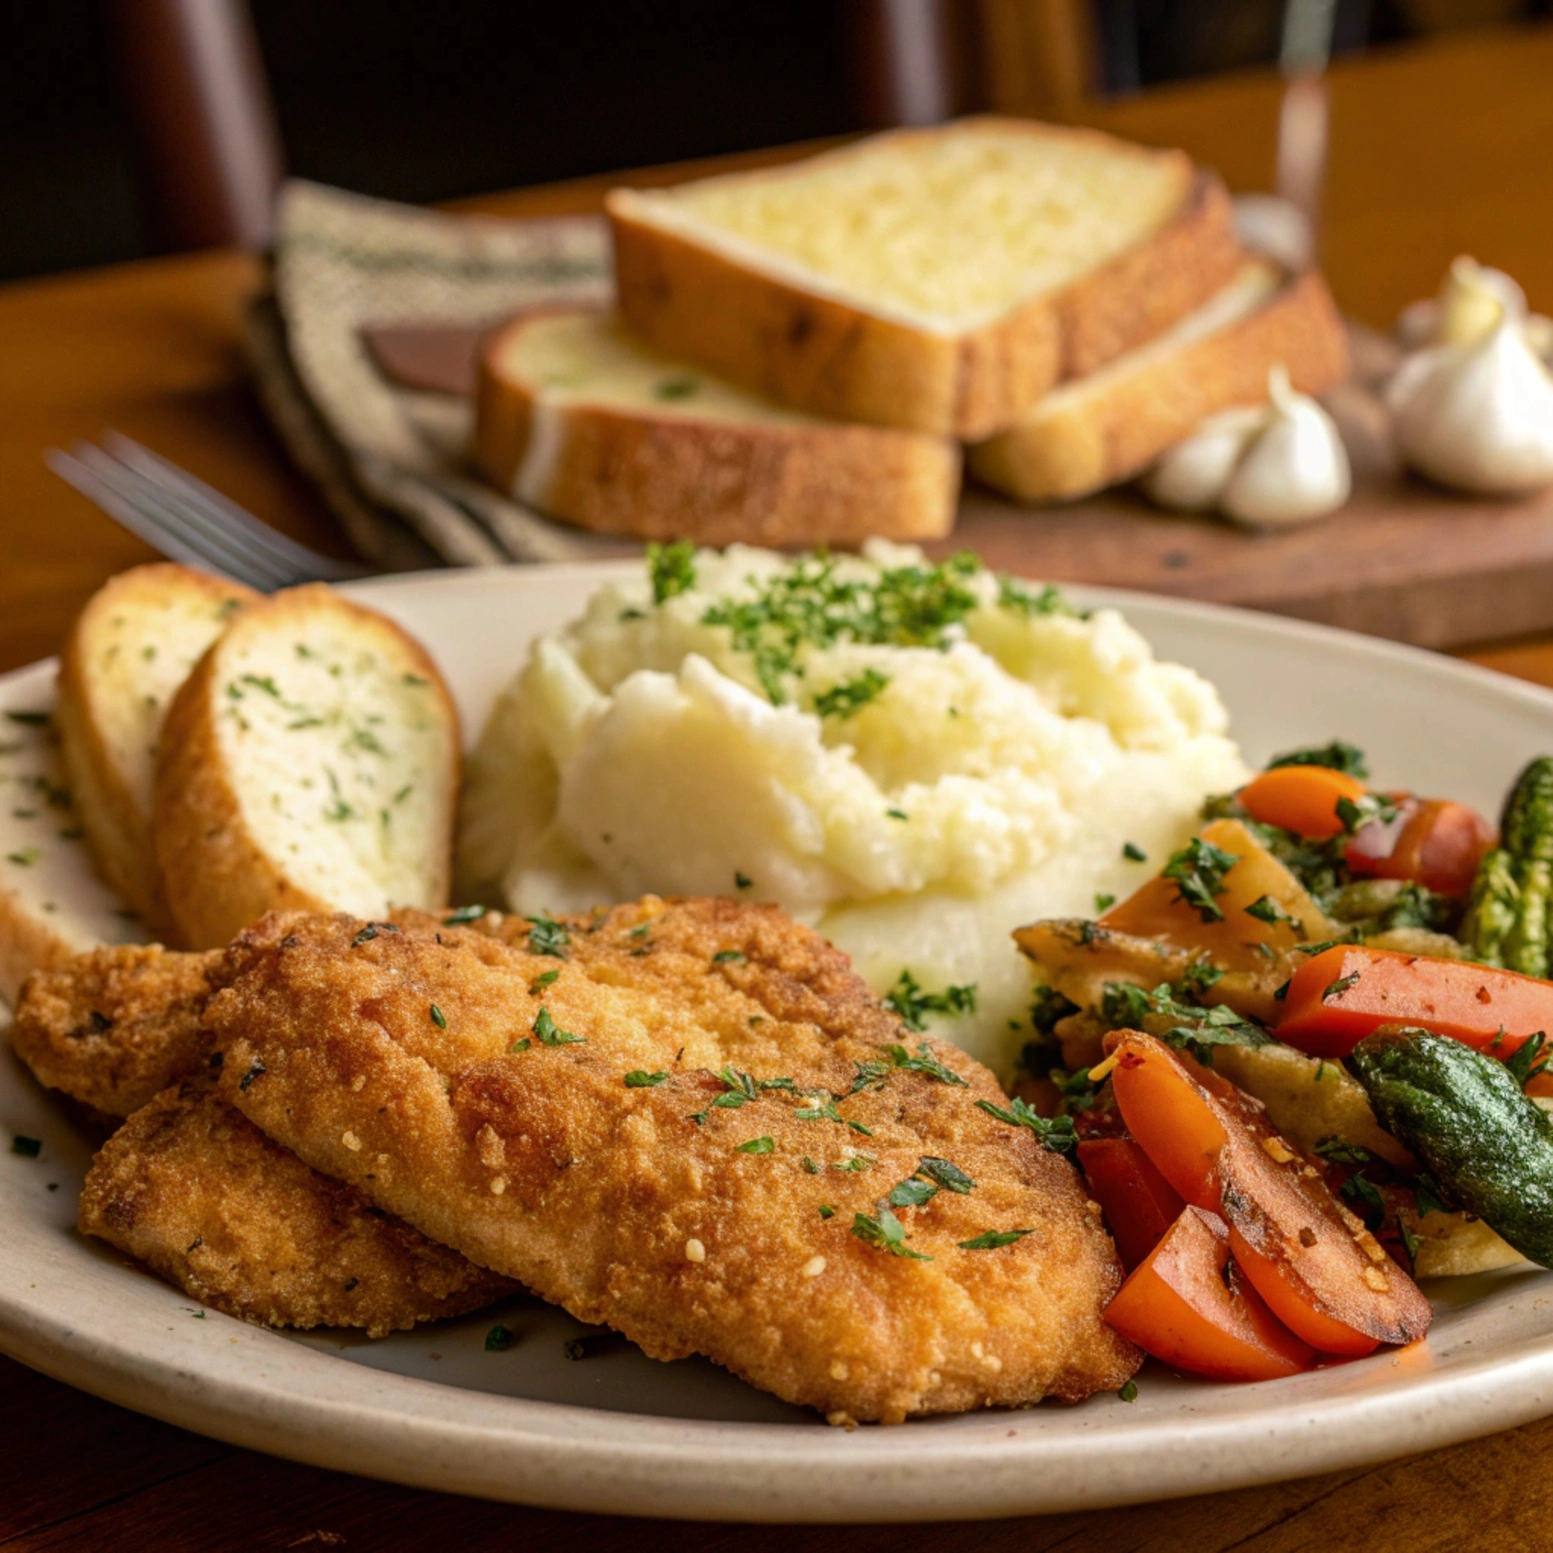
474,309,960,546
967,264,1351,503
153,585,460,949
56,563,256,933
0,699,144,1003
606,118,1243,438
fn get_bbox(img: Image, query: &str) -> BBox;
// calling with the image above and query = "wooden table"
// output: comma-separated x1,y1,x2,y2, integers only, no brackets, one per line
5,23,1553,1550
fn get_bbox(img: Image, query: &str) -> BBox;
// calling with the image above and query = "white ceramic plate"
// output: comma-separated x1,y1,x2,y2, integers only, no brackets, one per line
6,562,1553,1524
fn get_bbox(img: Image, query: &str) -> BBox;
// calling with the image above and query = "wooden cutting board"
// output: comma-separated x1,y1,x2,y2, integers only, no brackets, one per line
939,473,1553,653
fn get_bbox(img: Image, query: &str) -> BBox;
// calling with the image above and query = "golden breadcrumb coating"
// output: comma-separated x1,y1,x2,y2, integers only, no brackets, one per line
212,898,1138,1423
79,1080,516,1336
10,944,223,1117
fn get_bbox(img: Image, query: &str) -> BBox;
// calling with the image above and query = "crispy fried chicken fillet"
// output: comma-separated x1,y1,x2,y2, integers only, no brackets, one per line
79,1079,515,1335
10,944,224,1118
212,898,1138,1423
12,938,516,1334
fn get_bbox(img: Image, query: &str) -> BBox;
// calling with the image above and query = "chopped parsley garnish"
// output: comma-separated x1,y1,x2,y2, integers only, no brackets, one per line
10,1135,42,1157
997,576,1073,617
532,1007,584,1046
1340,1172,1386,1230
1031,985,1079,1036
239,1059,267,1091
975,1095,1078,1158
1245,895,1306,937
1122,841,1148,862
734,871,753,891
653,376,700,401
1506,1031,1549,1089
6,848,38,866
919,1156,975,1194
882,1041,967,1085
1161,836,1239,923
1323,972,1361,1003
648,539,696,603
886,808,909,821
1266,741,1369,780
832,1155,875,1172
1314,1137,1379,1166
1335,793,1401,836
1119,1379,1139,1403
818,1203,835,1218
886,1177,939,1209
735,1136,775,1155
957,1228,1032,1250
1179,960,1224,996
624,1070,667,1088
525,912,570,958
795,1098,841,1123
429,1004,447,1029
530,969,560,992
813,668,889,720
1098,981,1270,1063
444,904,487,924
1094,893,1116,914
4,710,50,727
699,551,983,705
711,950,745,964
510,1038,531,1053
851,1206,932,1260
801,1157,820,1175
884,970,977,1032
484,1324,515,1351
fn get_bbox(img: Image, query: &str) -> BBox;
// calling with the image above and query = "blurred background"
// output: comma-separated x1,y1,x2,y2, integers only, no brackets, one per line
4,0,1546,283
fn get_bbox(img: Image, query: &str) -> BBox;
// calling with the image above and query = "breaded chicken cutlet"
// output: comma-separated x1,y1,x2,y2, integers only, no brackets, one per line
10,939,517,1333
211,898,1139,1423
80,1080,513,1335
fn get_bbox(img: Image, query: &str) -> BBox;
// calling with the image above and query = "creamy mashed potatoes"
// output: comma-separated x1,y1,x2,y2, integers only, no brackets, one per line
458,544,1247,1075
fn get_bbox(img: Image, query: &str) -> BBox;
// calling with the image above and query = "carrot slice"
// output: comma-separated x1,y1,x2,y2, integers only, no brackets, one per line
1078,1138,1186,1272
1239,766,1368,840
1108,1030,1432,1355
1277,944,1553,1060
1103,1206,1316,1382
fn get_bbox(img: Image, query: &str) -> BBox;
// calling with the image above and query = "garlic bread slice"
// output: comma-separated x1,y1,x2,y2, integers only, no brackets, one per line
153,585,459,948
56,563,255,933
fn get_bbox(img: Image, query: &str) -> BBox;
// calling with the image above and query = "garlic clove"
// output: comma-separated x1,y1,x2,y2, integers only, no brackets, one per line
1139,406,1264,511
1220,366,1352,527
1388,315,1553,494
1396,256,1527,350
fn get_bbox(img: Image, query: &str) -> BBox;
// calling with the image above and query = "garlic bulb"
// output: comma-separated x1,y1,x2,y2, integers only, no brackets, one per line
1387,311,1553,494
1140,367,1351,527
1398,255,1553,362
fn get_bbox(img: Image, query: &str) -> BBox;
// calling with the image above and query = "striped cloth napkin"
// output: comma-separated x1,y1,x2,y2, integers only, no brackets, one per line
246,179,635,570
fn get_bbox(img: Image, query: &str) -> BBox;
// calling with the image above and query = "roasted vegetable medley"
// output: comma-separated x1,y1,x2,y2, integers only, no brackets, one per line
1014,745,1553,1385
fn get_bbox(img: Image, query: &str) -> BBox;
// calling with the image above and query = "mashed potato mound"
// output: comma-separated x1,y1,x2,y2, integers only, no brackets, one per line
458,544,1247,1075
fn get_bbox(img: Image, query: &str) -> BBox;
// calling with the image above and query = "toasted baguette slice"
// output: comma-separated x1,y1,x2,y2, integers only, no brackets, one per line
967,263,1351,503
56,564,257,934
474,309,960,547
152,585,459,949
0,698,145,1002
606,118,1243,438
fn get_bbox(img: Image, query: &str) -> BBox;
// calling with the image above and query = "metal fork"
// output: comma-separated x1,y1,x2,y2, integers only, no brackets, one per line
46,432,370,591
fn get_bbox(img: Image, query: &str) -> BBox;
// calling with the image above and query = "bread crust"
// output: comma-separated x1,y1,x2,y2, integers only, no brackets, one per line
474,316,960,547
968,269,1351,503
152,586,460,949
607,125,1241,438
56,564,256,938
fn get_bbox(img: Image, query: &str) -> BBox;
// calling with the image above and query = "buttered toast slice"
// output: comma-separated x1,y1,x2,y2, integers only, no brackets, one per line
153,585,459,949
474,309,959,547
968,264,1350,503
56,564,256,933
606,118,1242,438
